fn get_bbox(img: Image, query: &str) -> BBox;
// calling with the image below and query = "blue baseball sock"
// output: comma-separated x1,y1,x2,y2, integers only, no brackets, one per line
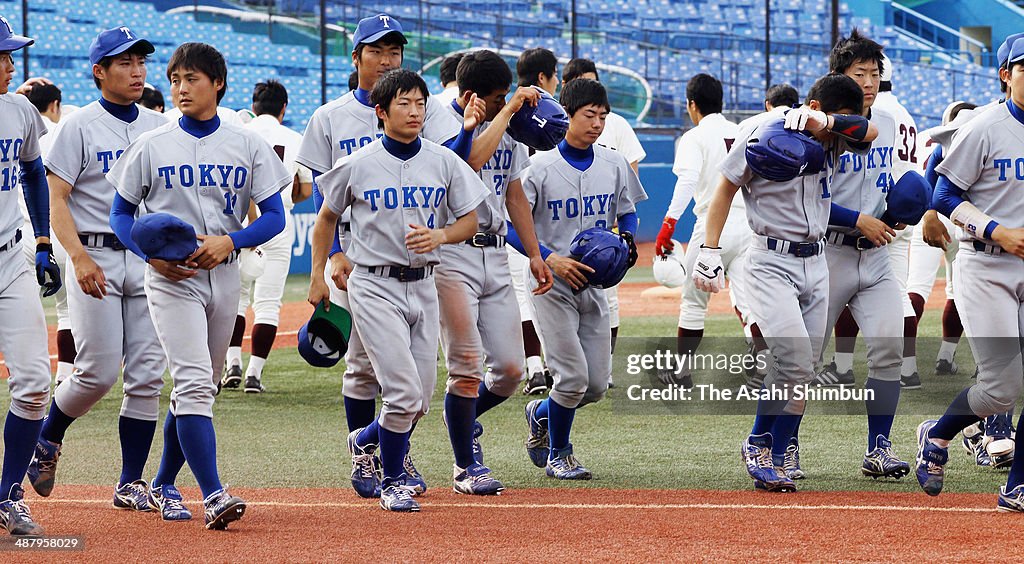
865,378,901,451
1006,410,1024,489
378,426,411,488
546,398,576,456
0,412,43,499
118,416,157,485
343,396,375,432
175,415,223,499
153,411,186,487
750,395,788,436
356,419,380,448
930,388,981,442
475,382,508,418
770,414,802,466
40,401,76,444
535,397,550,421
444,393,477,469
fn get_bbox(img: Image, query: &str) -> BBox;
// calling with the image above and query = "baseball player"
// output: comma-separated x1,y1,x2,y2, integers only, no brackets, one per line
297,13,471,497
514,47,559,395
307,68,489,512
654,73,757,392
698,73,878,492
0,16,61,536
914,37,1024,510
561,58,646,388
522,78,647,480
433,52,465,107
437,50,551,494
26,27,169,517
737,84,799,131
107,42,290,529
222,80,312,394
139,83,164,113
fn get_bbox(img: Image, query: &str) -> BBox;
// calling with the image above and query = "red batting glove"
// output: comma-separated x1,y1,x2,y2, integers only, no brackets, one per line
655,217,678,256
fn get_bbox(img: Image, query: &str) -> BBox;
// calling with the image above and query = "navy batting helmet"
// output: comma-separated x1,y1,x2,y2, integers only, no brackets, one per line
507,87,569,151
131,213,198,261
745,117,826,182
568,227,630,289
298,301,352,368
881,171,930,226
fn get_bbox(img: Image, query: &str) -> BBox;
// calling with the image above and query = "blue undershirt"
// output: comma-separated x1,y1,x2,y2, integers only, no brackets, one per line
557,139,595,171
20,157,49,238
382,134,421,160
99,97,139,123
179,113,221,138
353,87,372,107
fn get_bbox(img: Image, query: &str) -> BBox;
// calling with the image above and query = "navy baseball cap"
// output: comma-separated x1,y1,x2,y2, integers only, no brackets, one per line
89,26,154,65
1009,37,1024,66
0,15,33,52
997,32,1024,67
352,14,407,50
131,213,199,261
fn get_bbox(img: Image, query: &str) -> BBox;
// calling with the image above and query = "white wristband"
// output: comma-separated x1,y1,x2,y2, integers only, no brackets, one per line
950,201,995,239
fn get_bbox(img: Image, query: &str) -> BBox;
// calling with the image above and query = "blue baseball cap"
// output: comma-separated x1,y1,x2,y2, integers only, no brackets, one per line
131,213,198,261
0,15,33,52
997,32,1024,67
352,14,407,50
89,26,154,65
1009,37,1024,66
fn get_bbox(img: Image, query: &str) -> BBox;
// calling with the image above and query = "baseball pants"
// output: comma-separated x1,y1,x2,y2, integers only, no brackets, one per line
887,227,916,318
679,215,753,330
506,245,537,323
0,243,51,420
906,214,958,300
328,227,377,401
237,213,295,326
22,224,71,331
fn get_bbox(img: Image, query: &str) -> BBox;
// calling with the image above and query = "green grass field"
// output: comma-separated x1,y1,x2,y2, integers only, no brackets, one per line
23,273,1015,496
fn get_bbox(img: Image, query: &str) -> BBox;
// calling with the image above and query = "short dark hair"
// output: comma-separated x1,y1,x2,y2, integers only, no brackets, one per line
252,79,288,117
348,70,358,91
765,83,799,108
371,68,429,113
879,80,892,92
439,53,465,85
27,83,61,113
516,47,557,87
806,73,864,115
456,50,512,97
563,58,599,83
92,43,151,90
139,85,164,111
947,101,977,123
686,73,723,116
829,28,885,76
559,78,609,116
166,42,228,103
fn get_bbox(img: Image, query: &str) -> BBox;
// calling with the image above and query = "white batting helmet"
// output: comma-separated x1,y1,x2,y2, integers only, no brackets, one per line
653,240,686,288
239,246,266,283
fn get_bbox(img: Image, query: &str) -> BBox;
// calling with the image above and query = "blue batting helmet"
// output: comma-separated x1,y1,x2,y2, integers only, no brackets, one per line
568,227,630,289
297,301,352,368
881,171,930,226
507,87,569,151
130,213,198,261
745,117,826,182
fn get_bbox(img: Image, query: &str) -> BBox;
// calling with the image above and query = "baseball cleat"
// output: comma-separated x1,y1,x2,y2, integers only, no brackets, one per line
525,399,550,468
472,421,485,465
523,370,549,395
754,469,797,493
545,445,593,480
862,436,911,479
0,485,43,536
900,372,922,390
113,479,154,511
783,439,805,480
220,365,242,389
997,484,1024,513
203,488,246,530
983,412,1014,469
935,358,958,376
403,451,427,495
657,368,694,390
148,484,193,521
347,429,382,498
961,421,991,466
243,375,265,394
812,362,854,387
26,438,61,497
453,463,506,495
607,373,615,389
742,433,795,492
380,482,420,512
915,420,948,496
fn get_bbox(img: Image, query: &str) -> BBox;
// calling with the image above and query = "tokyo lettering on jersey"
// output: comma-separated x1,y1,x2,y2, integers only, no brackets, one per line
0,92,46,244
827,107,898,234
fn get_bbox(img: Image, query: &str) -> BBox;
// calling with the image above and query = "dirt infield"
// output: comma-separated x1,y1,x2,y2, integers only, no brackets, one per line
22,485,1018,561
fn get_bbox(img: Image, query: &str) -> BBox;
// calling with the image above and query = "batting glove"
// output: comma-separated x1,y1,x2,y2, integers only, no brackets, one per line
784,106,829,133
621,231,639,268
35,243,62,297
692,245,725,293
655,217,677,256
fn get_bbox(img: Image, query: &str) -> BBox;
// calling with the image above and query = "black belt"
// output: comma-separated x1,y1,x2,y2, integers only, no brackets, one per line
0,230,22,252
826,231,875,251
364,265,433,282
766,237,824,257
79,233,126,251
465,233,505,248
972,240,1004,255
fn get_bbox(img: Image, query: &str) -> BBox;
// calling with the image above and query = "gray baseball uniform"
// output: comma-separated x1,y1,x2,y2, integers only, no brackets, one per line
107,119,291,418
521,145,647,409
297,91,461,403
0,92,51,421
437,104,529,398
318,138,488,432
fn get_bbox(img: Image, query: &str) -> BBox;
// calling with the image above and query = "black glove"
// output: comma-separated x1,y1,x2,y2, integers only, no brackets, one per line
621,231,638,268
35,243,62,297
